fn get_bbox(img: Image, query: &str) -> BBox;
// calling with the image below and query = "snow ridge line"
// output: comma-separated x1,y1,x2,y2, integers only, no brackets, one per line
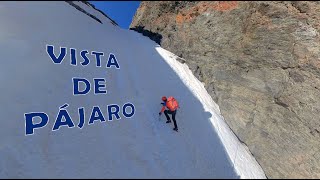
65,1,102,24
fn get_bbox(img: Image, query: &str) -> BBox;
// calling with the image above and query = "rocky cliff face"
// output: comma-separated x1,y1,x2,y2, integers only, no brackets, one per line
130,1,320,178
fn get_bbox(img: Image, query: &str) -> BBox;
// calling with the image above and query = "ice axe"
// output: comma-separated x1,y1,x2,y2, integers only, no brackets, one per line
158,112,162,121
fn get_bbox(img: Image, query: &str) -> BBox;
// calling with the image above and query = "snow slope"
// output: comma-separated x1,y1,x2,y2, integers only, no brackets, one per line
0,1,266,178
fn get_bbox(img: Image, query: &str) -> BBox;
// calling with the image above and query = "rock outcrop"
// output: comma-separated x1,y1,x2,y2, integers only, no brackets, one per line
130,1,320,178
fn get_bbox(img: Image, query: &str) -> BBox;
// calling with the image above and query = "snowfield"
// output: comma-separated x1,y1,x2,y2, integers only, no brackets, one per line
0,1,266,178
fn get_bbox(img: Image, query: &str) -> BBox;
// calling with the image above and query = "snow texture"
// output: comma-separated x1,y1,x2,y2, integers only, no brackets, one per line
0,1,266,178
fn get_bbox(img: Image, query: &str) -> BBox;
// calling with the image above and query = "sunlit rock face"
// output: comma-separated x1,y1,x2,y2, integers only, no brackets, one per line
130,1,320,178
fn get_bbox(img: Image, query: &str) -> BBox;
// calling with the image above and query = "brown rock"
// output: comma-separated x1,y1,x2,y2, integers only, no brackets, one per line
130,1,320,178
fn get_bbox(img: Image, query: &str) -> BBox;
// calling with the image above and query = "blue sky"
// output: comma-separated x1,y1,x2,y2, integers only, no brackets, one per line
90,1,141,29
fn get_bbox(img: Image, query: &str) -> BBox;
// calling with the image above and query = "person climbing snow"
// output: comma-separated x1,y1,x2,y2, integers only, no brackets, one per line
159,96,179,132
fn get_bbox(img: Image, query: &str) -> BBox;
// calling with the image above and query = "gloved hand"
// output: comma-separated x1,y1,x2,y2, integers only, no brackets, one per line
159,112,161,116
161,102,165,105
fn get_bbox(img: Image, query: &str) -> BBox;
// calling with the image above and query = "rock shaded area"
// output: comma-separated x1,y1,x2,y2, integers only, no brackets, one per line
130,1,320,178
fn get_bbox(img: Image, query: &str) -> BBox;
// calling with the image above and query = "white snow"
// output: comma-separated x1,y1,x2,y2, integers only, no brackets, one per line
0,1,266,179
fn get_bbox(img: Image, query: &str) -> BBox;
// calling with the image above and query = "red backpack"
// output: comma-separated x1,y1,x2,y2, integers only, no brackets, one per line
166,96,179,111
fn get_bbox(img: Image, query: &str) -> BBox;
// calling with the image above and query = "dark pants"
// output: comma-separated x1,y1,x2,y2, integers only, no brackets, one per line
164,110,178,129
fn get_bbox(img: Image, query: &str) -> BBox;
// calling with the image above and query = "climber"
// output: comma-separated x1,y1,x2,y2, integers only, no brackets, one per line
159,96,179,131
